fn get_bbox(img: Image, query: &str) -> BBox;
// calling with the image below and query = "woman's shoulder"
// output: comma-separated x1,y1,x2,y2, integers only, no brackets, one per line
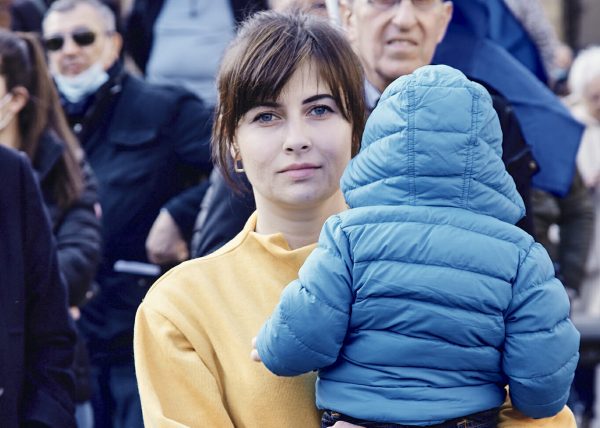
142,229,251,306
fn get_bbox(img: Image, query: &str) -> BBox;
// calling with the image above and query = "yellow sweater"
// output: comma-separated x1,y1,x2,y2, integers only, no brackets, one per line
134,213,576,428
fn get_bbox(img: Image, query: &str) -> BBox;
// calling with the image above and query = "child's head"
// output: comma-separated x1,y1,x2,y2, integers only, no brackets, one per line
341,65,525,224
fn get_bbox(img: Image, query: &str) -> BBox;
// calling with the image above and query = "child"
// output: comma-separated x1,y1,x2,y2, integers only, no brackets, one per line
253,65,579,427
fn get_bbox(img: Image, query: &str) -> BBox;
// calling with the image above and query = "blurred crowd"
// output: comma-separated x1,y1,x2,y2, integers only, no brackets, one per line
0,0,598,427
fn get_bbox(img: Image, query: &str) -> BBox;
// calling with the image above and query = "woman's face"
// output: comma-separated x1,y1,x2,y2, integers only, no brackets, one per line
234,62,353,211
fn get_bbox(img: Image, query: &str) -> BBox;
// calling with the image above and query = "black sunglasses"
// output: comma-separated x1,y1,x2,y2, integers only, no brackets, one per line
43,30,97,52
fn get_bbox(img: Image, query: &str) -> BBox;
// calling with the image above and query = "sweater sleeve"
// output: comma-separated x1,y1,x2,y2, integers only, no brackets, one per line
134,303,235,427
257,215,353,376
503,242,580,418
498,391,577,427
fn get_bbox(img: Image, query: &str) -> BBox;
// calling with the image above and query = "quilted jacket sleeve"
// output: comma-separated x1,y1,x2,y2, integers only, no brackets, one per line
503,242,580,418
257,215,353,376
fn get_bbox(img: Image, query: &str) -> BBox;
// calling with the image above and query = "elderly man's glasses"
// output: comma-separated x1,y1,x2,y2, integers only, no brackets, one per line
367,0,439,11
43,30,97,52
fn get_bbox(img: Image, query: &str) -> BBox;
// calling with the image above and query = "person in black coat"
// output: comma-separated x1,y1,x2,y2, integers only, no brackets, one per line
0,30,102,426
0,145,76,428
42,1,213,426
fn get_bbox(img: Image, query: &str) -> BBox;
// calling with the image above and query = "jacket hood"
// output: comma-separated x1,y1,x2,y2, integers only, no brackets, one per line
341,65,525,224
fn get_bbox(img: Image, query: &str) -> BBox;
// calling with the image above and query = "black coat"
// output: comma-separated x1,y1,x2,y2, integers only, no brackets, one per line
64,66,212,364
0,146,76,428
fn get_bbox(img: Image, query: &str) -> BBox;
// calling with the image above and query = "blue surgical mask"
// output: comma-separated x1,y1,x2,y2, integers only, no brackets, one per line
54,62,109,103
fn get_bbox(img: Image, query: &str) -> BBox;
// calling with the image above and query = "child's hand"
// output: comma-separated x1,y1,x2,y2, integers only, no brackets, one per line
250,337,261,362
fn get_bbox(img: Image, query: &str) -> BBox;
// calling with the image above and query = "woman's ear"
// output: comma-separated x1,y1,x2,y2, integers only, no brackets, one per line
8,86,29,115
230,142,245,173
230,141,241,161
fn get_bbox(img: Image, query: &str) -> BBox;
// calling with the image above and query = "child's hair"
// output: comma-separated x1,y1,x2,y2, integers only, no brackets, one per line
212,10,366,190
0,30,83,209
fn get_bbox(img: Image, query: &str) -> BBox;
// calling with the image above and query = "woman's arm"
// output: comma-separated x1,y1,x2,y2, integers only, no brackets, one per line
134,302,235,427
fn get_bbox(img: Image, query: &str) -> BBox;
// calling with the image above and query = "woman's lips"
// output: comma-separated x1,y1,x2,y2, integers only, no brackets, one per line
279,164,321,180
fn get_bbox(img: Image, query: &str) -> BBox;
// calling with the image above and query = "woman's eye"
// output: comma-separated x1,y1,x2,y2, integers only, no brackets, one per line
254,113,275,123
309,105,333,117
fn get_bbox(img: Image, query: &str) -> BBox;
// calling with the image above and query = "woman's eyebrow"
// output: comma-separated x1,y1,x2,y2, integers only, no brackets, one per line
303,94,334,104
252,101,281,108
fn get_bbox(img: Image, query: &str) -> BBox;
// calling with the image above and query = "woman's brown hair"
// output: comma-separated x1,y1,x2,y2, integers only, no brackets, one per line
213,10,366,190
0,30,83,209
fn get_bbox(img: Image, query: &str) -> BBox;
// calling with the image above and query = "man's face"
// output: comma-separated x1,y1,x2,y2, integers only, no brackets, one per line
42,3,121,76
341,0,453,92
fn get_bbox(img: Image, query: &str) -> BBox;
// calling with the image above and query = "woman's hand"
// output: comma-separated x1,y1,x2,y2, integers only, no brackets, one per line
250,337,261,362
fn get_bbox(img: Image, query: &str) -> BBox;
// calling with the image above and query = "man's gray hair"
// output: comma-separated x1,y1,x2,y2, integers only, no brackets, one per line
45,0,116,33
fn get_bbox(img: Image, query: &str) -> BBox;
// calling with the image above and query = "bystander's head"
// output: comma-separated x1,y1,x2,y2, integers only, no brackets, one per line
339,0,452,92
42,0,121,102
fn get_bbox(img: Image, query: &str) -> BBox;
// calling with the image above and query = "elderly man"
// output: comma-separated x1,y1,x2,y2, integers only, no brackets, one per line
191,0,536,257
42,1,212,427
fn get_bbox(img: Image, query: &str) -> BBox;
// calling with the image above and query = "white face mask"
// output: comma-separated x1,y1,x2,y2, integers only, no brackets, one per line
54,61,109,103
0,93,15,132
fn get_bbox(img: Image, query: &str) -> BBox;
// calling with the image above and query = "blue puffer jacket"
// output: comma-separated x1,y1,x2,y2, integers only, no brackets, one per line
257,65,580,425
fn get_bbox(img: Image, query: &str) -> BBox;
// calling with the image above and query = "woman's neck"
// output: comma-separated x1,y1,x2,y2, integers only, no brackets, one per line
254,190,347,250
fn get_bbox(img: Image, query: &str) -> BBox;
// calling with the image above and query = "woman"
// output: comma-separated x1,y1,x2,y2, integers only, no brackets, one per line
0,30,101,427
134,11,576,427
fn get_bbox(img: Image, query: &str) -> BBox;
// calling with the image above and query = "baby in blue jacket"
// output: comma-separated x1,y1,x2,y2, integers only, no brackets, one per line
253,65,579,427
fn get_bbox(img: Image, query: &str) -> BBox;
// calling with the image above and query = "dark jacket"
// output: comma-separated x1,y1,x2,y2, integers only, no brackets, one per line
125,0,267,74
64,64,212,364
0,146,76,428
532,169,595,293
9,0,49,32
33,131,102,307
33,131,102,402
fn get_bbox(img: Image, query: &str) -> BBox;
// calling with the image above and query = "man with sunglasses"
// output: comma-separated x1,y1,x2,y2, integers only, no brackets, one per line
42,1,213,427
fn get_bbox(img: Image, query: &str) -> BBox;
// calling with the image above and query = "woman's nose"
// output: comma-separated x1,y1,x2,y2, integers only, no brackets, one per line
282,121,312,153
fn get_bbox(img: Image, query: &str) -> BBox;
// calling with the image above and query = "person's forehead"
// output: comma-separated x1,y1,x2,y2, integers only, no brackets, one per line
351,0,445,10
43,4,106,35
271,0,326,12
